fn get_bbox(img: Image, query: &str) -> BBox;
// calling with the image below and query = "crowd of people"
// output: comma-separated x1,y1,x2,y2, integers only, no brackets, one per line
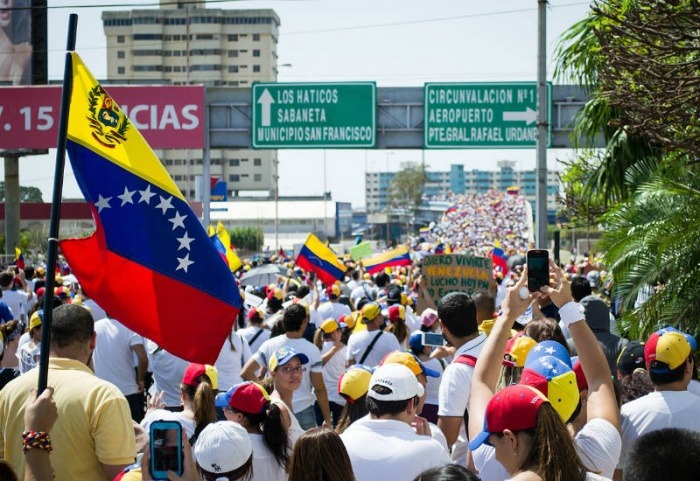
417,191,531,257
0,240,698,481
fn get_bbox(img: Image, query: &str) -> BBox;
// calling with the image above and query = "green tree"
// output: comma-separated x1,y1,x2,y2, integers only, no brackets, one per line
229,226,264,253
386,163,427,215
0,182,44,203
555,0,700,336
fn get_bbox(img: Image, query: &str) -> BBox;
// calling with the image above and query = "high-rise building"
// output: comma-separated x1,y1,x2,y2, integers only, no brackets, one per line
102,2,281,199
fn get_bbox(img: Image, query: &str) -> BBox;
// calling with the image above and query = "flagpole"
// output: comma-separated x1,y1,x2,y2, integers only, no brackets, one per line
38,14,78,393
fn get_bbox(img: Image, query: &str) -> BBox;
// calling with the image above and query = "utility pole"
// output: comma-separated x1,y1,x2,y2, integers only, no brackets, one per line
536,0,548,249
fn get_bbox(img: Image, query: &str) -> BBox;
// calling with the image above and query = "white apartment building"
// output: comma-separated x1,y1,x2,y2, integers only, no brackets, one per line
102,2,281,199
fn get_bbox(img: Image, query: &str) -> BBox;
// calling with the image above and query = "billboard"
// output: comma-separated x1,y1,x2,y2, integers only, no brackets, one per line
0,0,39,85
0,85,206,149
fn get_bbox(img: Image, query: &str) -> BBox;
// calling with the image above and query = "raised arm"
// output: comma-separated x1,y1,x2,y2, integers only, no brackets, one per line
468,273,532,440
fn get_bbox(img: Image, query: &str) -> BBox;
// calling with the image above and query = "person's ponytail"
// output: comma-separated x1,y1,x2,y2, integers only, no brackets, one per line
261,402,290,469
193,381,217,433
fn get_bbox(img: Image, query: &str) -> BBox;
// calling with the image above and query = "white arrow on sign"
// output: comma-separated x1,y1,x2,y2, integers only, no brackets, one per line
257,88,275,127
503,107,537,125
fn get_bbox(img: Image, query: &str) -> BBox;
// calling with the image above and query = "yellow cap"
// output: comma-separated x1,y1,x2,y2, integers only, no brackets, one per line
320,319,341,334
29,311,43,331
361,303,382,323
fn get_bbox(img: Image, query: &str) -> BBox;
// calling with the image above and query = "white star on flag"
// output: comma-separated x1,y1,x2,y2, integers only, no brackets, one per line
117,187,135,206
533,345,542,352
169,211,187,230
176,232,194,251
156,195,174,214
139,185,156,204
176,253,194,272
95,194,112,213
545,347,556,354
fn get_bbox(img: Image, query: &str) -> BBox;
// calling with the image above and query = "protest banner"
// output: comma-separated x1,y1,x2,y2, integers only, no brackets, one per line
417,254,495,313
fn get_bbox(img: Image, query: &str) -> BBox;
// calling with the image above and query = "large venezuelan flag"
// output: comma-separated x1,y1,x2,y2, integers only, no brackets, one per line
295,233,346,286
59,53,241,364
363,245,412,274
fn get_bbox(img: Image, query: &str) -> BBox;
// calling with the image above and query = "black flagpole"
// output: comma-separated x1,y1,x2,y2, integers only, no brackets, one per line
38,14,78,393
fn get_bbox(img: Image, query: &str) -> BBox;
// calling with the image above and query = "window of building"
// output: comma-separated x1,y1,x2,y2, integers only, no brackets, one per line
253,65,261,73
229,174,240,182
174,175,182,181
228,50,239,57
253,158,261,166
228,34,238,41
117,51,125,59
254,174,262,182
117,66,125,75
228,66,239,73
252,49,260,57
253,33,260,41
117,35,125,43
230,159,240,166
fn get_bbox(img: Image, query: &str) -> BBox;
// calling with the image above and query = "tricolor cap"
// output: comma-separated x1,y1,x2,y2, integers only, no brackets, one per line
572,357,588,391
29,310,44,331
338,364,374,403
215,381,270,413
360,303,382,323
525,340,573,369
343,312,359,330
616,341,646,376
645,330,691,373
387,305,406,323
657,326,697,351
469,385,548,451
519,355,579,423
367,363,424,401
247,307,264,322
379,350,440,378
503,333,537,368
267,288,283,301
193,422,252,475
327,284,341,298
182,363,219,391
268,346,309,372
320,318,345,334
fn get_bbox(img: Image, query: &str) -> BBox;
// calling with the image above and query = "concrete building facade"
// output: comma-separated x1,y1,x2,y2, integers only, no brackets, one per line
366,160,560,219
102,2,280,199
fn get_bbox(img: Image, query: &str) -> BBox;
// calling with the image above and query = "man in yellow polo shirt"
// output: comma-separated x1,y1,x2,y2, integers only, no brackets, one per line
0,304,135,481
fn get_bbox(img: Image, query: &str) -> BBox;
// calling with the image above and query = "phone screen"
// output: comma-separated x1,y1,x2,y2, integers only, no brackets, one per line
527,250,550,292
422,332,446,347
150,423,183,478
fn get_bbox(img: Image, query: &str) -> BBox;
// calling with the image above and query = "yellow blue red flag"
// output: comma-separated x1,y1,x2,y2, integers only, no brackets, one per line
59,53,241,364
295,233,346,286
363,245,412,274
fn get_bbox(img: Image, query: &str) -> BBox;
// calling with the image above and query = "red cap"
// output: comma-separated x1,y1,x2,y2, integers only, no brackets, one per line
182,363,218,391
214,381,270,413
469,385,547,451
388,305,405,323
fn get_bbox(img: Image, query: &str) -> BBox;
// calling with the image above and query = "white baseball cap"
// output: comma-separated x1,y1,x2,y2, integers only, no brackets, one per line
193,421,252,475
367,363,424,401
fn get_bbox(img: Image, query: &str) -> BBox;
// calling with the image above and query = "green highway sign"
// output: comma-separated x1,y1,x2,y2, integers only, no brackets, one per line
423,82,552,149
252,82,376,148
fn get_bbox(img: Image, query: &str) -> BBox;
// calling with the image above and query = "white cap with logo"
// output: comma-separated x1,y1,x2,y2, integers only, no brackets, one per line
367,363,424,401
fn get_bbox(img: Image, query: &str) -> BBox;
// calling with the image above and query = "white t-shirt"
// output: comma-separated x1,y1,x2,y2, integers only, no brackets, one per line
82,299,108,323
248,432,287,481
473,419,620,481
271,397,304,447
423,356,446,407
340,418,451,481
437,333,487,467
215,332,253,392
253,335,323,413
238,326,271,354
317,301,351,322
16,341,41,374
321,341,347,405
346,330,401,368
93,317,144,396
1,290,29,322
618,390,700,469
147,340,190,407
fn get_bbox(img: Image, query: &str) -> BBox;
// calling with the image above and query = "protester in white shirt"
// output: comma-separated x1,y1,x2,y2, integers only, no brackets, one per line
340,363,451,481
346,303,401,368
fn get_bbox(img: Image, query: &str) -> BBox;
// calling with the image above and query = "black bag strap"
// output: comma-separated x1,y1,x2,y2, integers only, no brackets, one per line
248,328,265,347
359,331,384,365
